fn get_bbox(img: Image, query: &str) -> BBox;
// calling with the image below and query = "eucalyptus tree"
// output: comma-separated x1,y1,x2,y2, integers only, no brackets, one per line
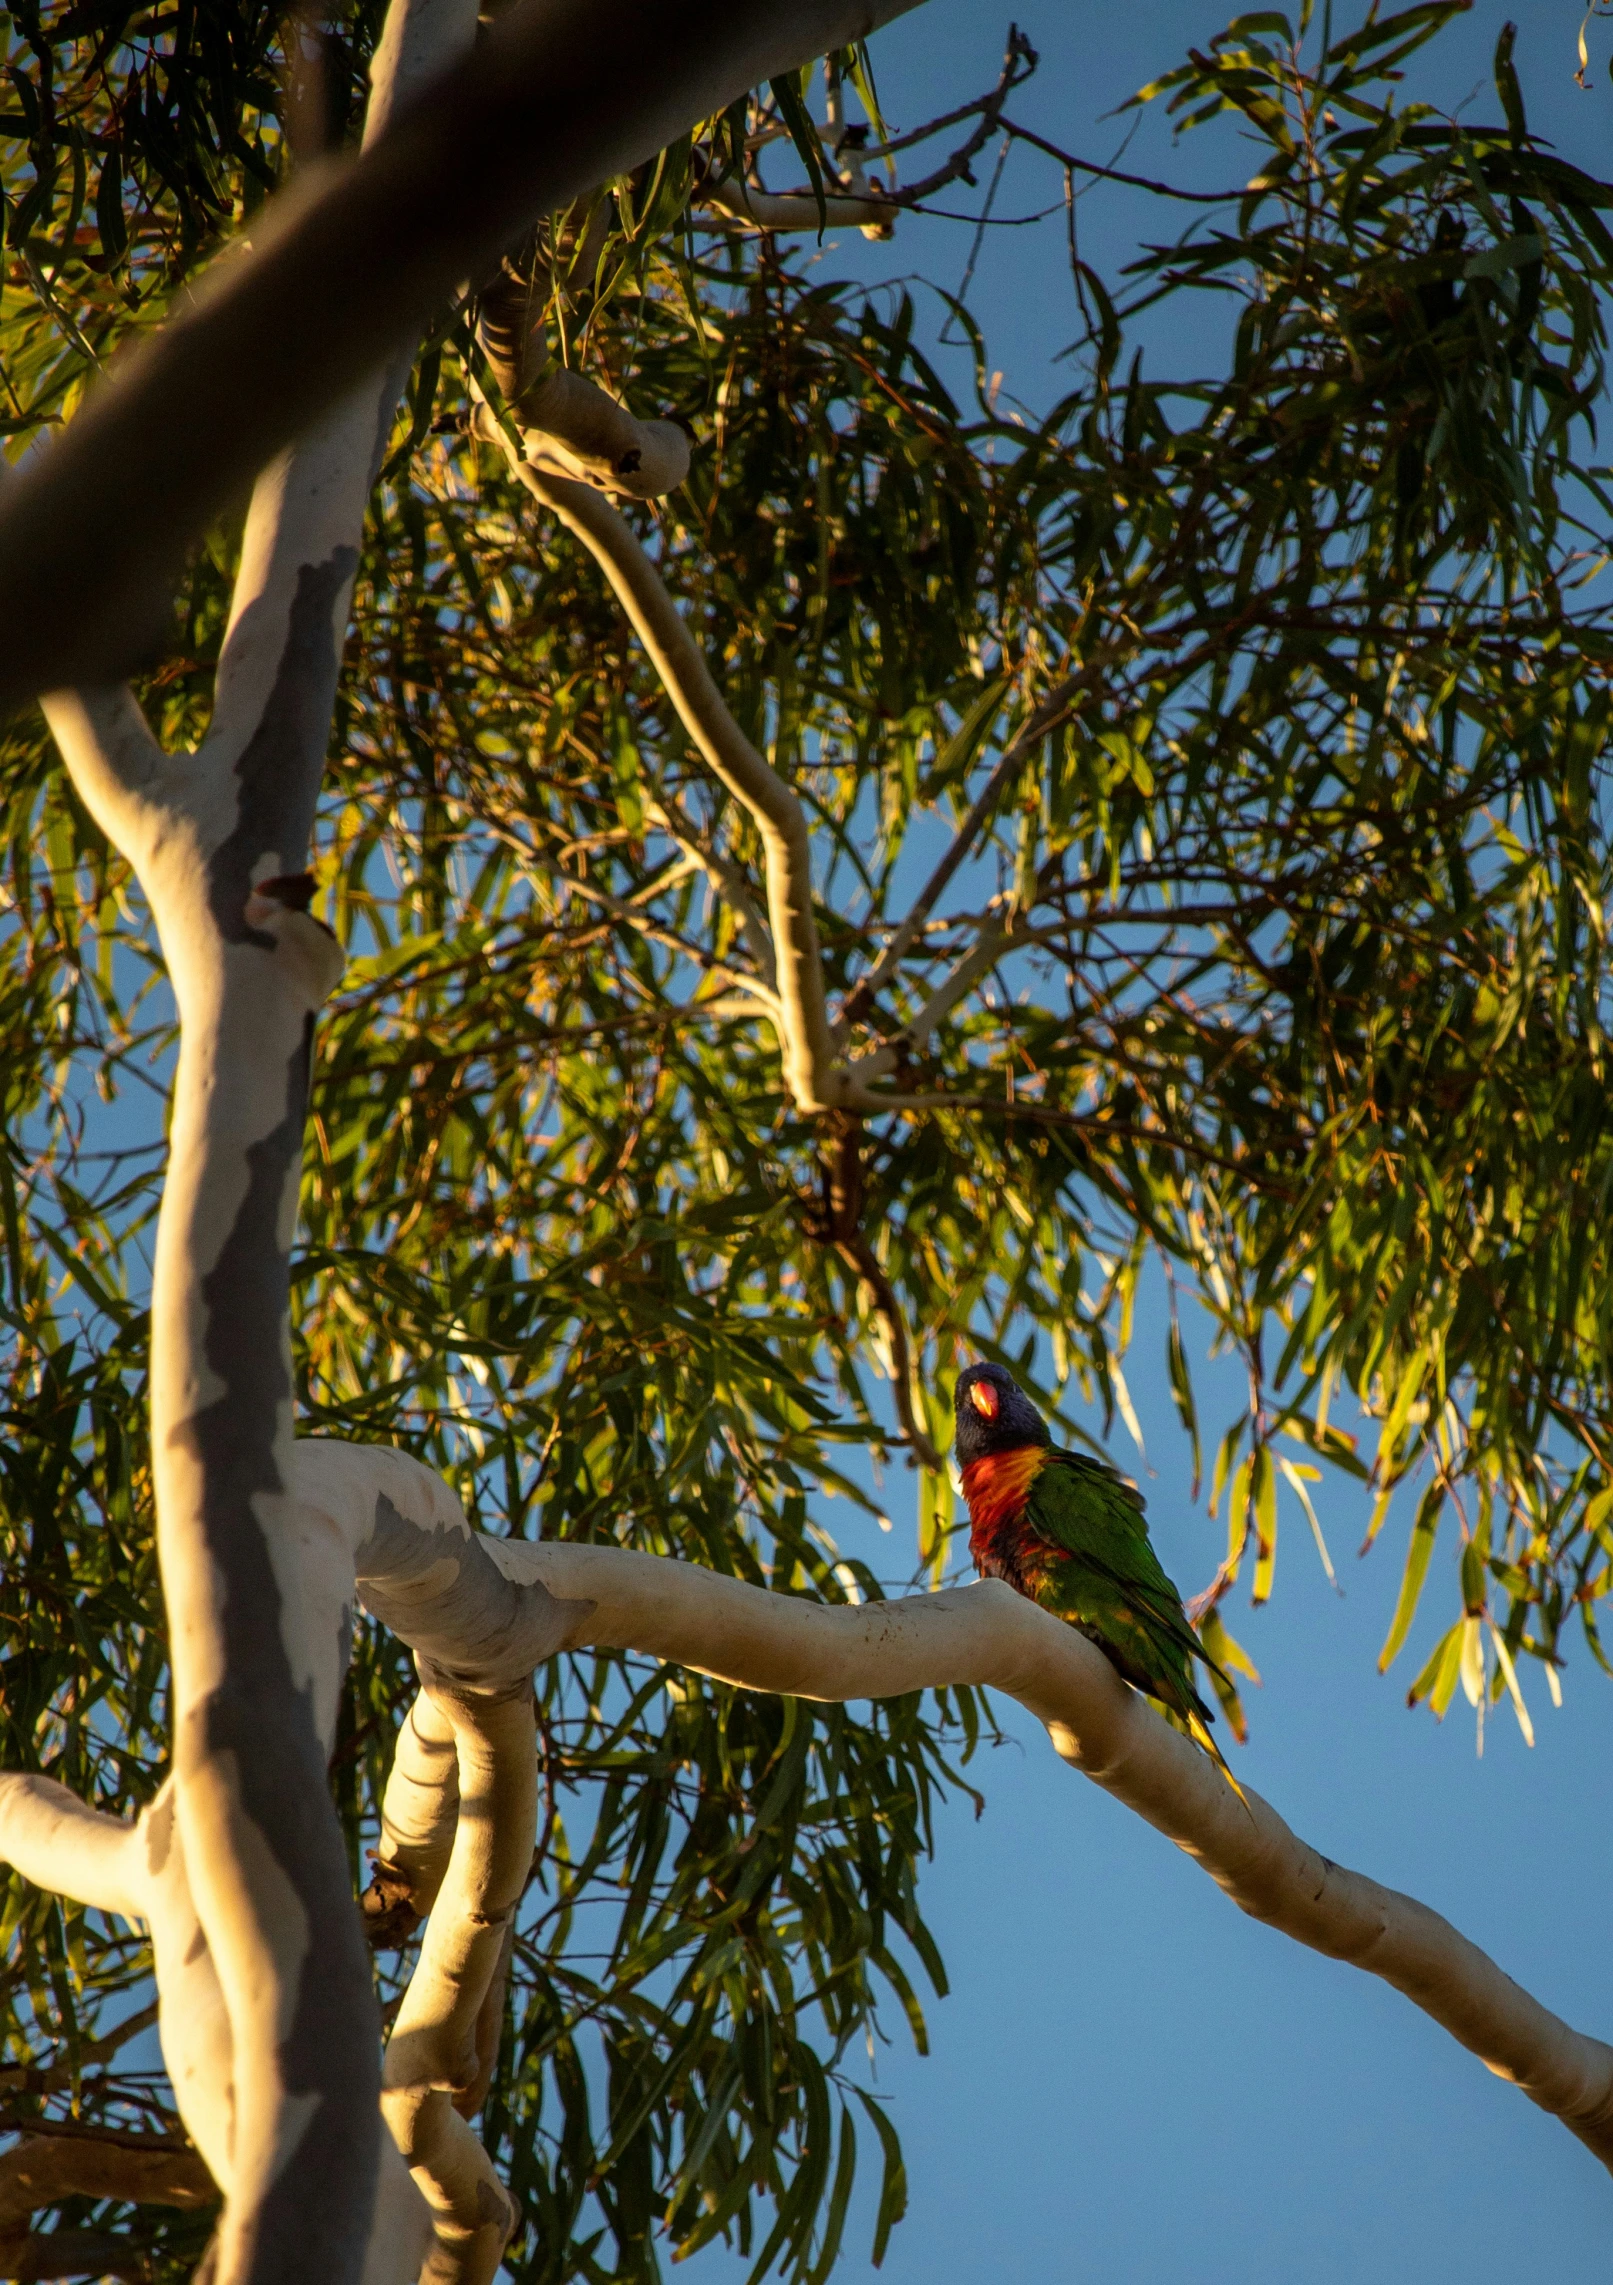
2,2,1613,2282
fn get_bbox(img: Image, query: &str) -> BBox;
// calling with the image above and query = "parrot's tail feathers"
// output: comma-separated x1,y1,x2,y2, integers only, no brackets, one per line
1187,1713,1251,1811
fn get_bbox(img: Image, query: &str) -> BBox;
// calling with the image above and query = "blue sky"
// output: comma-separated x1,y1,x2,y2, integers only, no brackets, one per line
683,4,1613,2278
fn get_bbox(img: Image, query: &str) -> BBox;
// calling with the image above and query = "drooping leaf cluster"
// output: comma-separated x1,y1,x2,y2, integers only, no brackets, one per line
4,0,1613,2276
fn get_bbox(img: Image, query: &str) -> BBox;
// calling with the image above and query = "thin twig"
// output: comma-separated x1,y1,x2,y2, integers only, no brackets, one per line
836,667,1092,1041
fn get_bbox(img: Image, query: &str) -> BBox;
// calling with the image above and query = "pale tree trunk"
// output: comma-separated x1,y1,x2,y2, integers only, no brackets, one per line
34,6,481,2275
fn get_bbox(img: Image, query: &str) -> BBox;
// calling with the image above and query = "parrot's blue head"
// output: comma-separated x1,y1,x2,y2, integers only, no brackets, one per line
953,1363,1051,1463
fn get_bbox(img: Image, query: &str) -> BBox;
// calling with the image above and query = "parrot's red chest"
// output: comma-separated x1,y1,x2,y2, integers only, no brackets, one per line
961,1445,1050,1593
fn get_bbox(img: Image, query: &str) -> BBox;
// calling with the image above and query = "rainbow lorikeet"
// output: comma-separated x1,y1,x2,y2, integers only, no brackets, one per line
954,1362,1238,1785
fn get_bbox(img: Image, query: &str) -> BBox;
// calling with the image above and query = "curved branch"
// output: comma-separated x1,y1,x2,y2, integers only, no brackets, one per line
287,1442,1613,2174
474,298,690,499
523,1546,1613,2170
380,1684,533,2285
0,1777,148,1926
34,686,168,855
364,1689,459,1943
506,457,845,1111
0,0,926,708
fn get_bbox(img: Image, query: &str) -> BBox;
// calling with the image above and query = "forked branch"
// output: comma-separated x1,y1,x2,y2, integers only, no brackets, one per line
0,0,927,706
500,451,845,1113
315,1447,1613,2177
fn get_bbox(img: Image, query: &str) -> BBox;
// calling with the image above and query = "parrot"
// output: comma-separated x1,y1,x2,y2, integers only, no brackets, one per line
953,1360,1241,1790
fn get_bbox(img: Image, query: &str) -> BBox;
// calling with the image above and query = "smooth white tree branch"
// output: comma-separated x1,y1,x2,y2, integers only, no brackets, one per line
697,179,892,234
0,0,926,705
380,1685,535,2285
294,1441,1613,2176
504,457,844,1112
33,684,169,848
474,351,691,501
0,1777,148,1927
371,1689,460,1931
488,443,1069,1129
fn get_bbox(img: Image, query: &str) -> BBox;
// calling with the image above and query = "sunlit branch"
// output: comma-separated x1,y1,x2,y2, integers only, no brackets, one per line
0,0,925,707
0,2121,216,2238
0,1775,148,1925
311,1445,1613,2180
496,451,845,1112
380,1684,535,2283
33,683,167,842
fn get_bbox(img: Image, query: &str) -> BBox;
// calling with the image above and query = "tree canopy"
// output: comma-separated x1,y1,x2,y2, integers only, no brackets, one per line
3,1,1613,2275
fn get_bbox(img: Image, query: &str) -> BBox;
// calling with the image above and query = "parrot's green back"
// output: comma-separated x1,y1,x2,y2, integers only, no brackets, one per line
1020,1453,1216,1730
957,1366,1240,1791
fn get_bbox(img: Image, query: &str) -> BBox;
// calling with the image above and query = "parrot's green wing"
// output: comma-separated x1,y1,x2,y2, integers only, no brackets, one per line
1021,1450,1230,1721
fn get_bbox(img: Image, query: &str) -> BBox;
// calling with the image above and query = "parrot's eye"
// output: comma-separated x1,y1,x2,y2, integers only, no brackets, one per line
969,1381,999,1421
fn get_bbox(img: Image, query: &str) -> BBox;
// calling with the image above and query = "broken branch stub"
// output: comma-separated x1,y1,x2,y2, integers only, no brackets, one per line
476,265,689,497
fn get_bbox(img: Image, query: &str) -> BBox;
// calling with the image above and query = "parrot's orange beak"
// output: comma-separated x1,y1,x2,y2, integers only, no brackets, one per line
968,1381,999,1421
